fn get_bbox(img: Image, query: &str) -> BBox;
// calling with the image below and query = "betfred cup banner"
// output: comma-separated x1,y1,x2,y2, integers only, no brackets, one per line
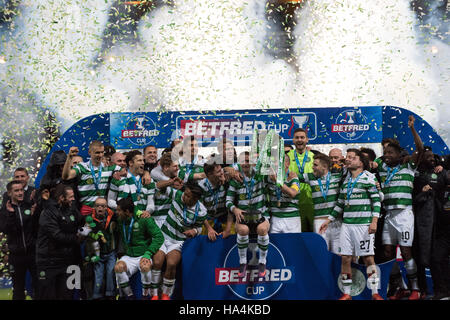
181,233,394,300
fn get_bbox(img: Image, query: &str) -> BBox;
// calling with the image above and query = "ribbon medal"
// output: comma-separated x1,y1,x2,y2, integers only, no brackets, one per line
346,172,363,208
89,161,103,195
384,165,400,188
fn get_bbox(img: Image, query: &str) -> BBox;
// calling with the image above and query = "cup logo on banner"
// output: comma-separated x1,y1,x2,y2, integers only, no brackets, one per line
332,109,370,141
215,242,294,300
120,115,159,147
287,113,317,140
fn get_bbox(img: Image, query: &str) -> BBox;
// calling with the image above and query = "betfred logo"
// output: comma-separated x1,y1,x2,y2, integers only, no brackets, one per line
332,109,370,141
215,268,293,285
176,112,317,142
215,242,294,300
121,115,159,146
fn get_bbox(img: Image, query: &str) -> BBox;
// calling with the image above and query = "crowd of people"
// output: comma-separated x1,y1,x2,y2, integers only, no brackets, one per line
0,115,449,301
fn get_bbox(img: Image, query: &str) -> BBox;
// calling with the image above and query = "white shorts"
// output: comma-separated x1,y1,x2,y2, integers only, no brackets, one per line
382,208,414,247
270,216,301,234
314,218,342,255
338,224,375,257
119,255,152,277
159,236,184,254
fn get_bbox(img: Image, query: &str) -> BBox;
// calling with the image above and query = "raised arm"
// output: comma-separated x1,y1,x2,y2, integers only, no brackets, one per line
62,147,79,181
408,115,424,158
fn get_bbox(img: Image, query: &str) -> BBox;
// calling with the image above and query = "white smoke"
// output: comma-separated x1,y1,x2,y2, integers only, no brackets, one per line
1,0,131,126
292,0,442,126
99,0,296,112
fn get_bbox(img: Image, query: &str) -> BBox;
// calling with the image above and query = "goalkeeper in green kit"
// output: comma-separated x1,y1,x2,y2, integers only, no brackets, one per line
114,197,164,300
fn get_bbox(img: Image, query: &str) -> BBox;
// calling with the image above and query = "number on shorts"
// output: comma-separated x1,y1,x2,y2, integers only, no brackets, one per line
401,231,410,241
359,240,370,251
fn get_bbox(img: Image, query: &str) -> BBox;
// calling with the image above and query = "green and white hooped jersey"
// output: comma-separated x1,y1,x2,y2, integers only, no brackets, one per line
330,170,381,225
378,161,416,210
73,162,121,208
198,178,228,219
160,187,208,242
109,172,155,211
178,156,205,183
152,170,191,219
298,172,343,219
266,177,300,218
226,173,269,222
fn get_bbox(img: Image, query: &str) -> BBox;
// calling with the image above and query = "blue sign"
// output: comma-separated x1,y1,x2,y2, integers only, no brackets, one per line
181,233,395,300
34,106,448,188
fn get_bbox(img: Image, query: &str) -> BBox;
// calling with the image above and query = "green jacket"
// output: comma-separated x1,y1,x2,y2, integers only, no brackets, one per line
118,214,164,260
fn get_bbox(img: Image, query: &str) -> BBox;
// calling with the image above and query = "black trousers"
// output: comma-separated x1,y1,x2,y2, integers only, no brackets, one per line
36,265,73,300
430,231,450,294
9,253,37,300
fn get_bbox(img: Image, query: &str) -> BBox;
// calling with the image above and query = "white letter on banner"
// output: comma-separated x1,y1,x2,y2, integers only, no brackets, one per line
185,122,196,135
66,265,81,289
218,270,229,283
280,269,292,281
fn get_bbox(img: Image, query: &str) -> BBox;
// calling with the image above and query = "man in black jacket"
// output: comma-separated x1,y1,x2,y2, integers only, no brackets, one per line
413,147,448,299
1,168,35,210
35,184,85,300
0,180,39,300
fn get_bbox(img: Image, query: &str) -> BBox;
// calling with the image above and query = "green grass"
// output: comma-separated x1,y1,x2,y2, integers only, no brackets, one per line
0,288,12,300
0,288,32,300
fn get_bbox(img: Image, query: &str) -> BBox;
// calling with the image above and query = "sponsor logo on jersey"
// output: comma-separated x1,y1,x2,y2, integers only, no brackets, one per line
215,242,294,300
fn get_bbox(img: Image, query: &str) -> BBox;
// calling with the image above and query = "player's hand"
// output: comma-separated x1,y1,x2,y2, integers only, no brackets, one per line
139,258,151,272
225,168,243,184
140,211,151,218
68,146,79,158
41,189,50,201
434,165,443,174
375,181,381,191
368,221,377,234
319,219,330,234
372,161,378,169
142,171,152,185
183,228,198,238
221,228,231,239
233,208,246,224
30,189,36,202
31,203,37,216
6,201,14,213
422,184,432,192
208,228,219,242
171,177,184,189
288,171,297,180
